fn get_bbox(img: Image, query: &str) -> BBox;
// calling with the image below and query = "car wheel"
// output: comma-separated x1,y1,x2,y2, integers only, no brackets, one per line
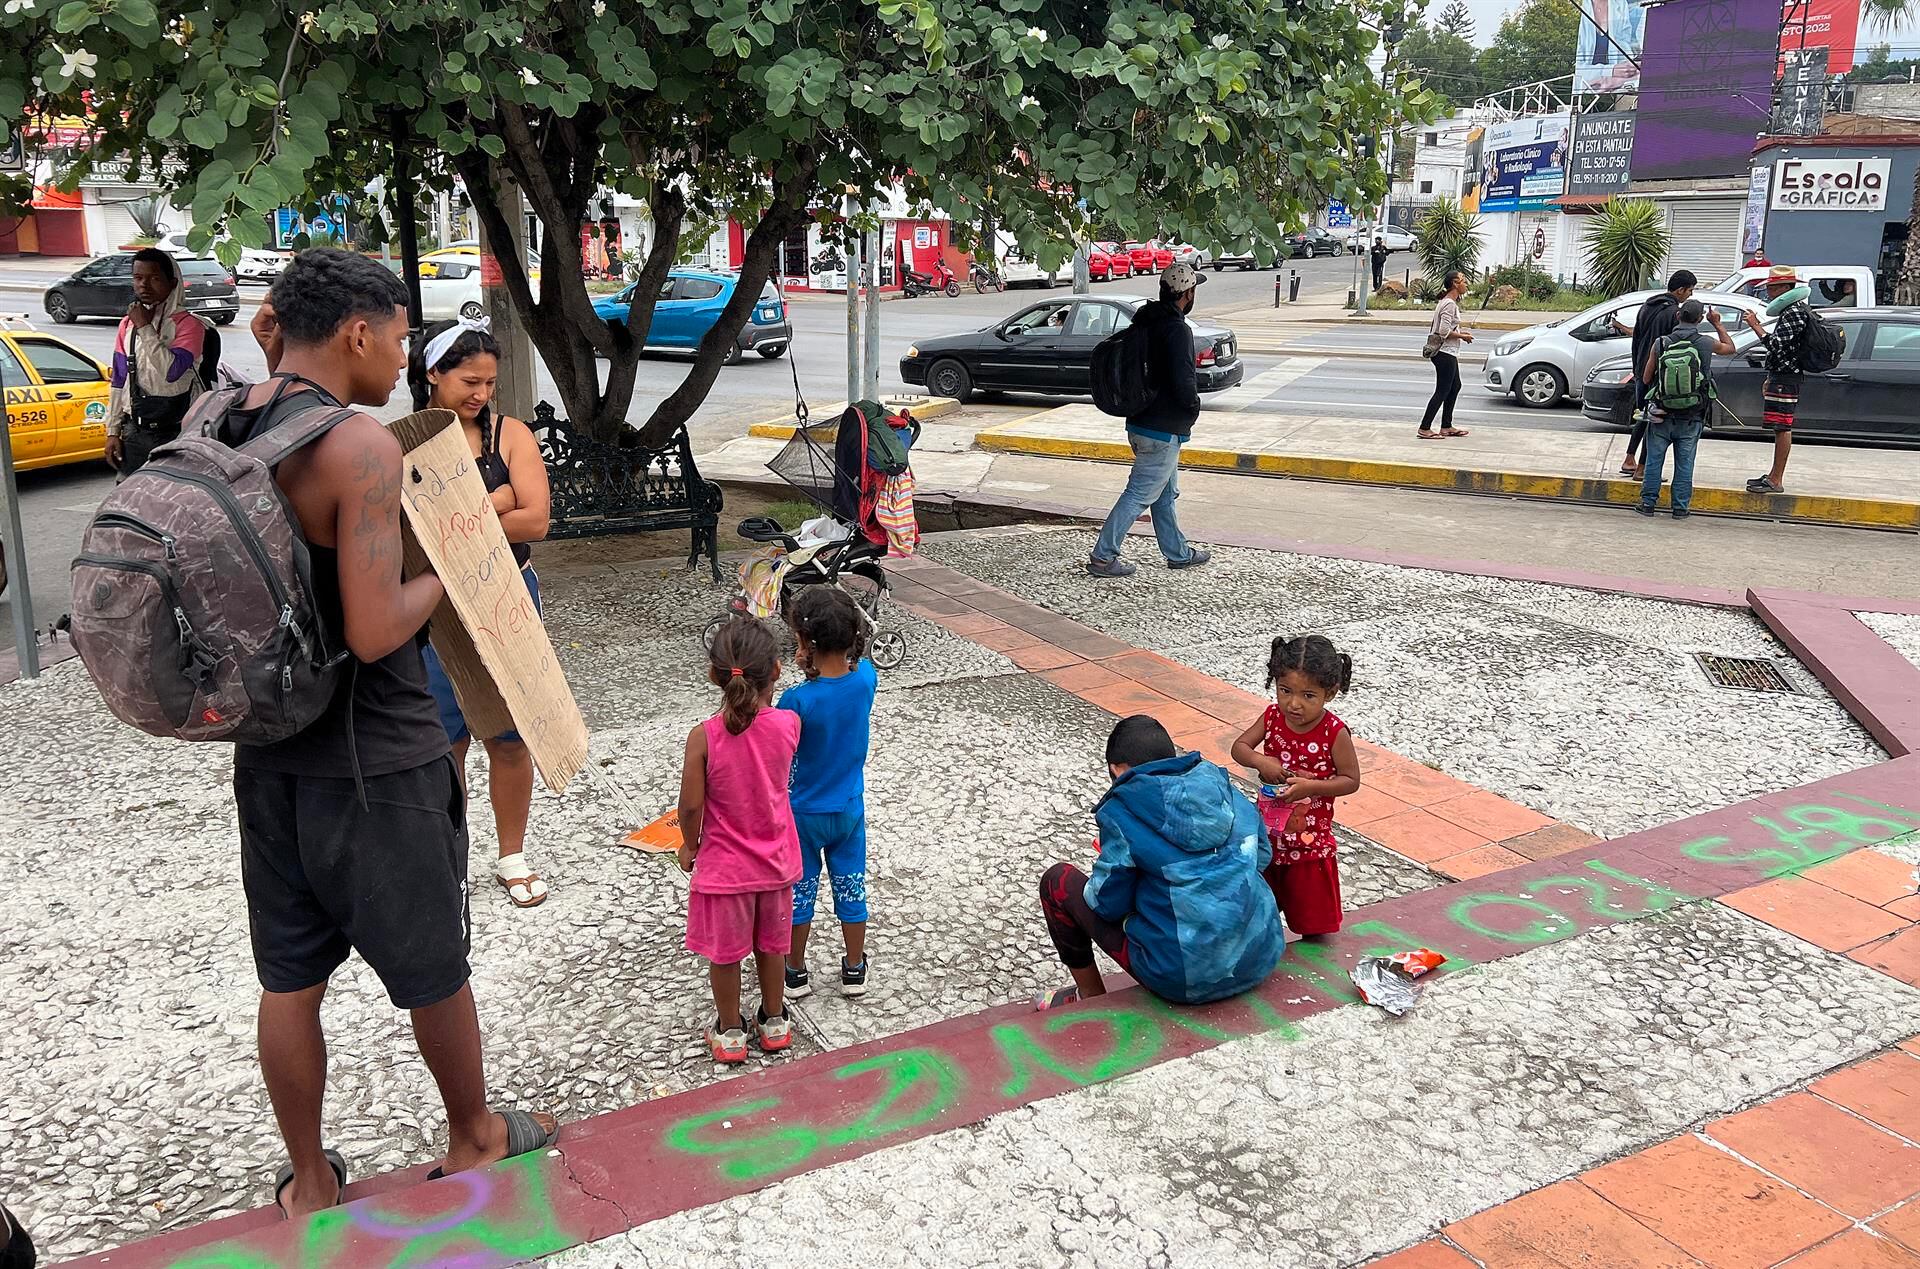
459,301,484,320
724,342,745,366
1211,262,1222,272
46,291,73,324
927,358,972,402
1514,363,1567,408
758,344,786,359
214,312,236,326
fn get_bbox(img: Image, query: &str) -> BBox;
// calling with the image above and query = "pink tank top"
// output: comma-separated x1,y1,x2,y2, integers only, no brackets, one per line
692,708,802,894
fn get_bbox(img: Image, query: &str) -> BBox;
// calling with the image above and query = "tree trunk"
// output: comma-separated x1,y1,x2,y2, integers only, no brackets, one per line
1900,163,1920,305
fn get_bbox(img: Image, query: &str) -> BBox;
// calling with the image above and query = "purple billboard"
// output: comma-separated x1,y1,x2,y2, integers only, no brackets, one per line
1630,0,1780,181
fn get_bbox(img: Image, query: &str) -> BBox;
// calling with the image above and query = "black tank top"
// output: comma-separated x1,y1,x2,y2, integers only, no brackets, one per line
231,376,450,779
475,409,533,569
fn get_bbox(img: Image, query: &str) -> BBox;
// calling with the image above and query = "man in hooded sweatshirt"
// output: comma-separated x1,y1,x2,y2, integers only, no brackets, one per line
1035,715,1284,1008
1611,270,1693,477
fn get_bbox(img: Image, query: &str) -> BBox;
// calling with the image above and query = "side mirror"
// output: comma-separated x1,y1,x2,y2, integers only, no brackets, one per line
994,326,1014,341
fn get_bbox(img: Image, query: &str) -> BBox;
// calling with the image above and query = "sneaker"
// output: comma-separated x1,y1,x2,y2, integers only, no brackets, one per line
841,957,869,997
1671,509,1691,520
785,963,812,1000
1168,547,1212,570
1634,504,1657,518
1087,555,1137,578
706,1018,749,1064
1746,476,1784,493
1033,984,1081,1011
753,1005,793,1052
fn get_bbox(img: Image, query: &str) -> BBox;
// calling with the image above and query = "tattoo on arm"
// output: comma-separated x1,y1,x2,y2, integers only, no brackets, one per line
349,444,403,581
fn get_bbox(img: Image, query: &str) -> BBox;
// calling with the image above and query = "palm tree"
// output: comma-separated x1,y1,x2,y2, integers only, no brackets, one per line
1414,196,1481,294
1584,198,1670,296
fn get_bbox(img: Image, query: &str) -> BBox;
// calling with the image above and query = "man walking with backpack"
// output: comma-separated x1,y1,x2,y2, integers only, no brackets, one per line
1637,299,1733,519
1612,269,1693,479
1087,262,1211,578
1740,265,1820,494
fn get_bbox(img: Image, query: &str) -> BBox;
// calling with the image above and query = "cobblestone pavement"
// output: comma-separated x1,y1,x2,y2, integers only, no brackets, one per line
548,904,1920,1268
924,528,1886,840
1862,611,1920,672
0,556,1438,1260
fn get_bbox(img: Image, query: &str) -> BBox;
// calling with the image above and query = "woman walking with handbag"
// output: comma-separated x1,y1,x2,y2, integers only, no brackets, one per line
1418,270,1473,439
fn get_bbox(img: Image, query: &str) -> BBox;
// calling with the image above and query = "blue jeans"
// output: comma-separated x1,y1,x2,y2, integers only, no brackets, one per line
1639,414,1704,513
1093,433,1191,562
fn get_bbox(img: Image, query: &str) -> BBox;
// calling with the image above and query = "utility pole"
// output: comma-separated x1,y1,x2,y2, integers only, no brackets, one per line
844,209,861,405
862,219,881,402
481,170,538,420
0,339,37,679
1355,24,1404,317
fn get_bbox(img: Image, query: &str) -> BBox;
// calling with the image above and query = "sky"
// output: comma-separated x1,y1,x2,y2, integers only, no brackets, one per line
1452,0,1920,64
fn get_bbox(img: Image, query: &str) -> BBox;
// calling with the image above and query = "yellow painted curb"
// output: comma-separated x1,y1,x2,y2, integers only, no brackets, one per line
748,395,961,440
975,428,1920,532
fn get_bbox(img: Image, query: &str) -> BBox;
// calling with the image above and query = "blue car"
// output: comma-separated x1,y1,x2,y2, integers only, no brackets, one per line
592,269,791,363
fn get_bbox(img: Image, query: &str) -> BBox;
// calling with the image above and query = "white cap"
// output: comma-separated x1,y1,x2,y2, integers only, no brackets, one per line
1162,260,1207,293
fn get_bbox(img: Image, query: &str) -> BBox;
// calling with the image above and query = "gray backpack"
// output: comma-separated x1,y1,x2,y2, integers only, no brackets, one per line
70,378,356,742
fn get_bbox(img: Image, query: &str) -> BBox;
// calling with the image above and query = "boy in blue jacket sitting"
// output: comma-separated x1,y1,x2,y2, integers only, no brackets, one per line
1036,715,1285,1008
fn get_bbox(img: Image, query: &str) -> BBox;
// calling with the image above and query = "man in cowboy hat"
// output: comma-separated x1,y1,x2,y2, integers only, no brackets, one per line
1740,264,1810,494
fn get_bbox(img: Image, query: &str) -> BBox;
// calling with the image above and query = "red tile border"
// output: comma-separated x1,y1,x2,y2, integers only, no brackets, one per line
1749,589,1920,759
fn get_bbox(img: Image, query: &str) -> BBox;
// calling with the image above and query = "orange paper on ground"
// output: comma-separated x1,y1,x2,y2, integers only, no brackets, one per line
622,810,684,853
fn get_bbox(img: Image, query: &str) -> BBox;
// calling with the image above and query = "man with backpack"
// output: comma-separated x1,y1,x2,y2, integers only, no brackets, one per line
1739,264,1827,494
1086,262,1211,577
74,249,556,1215
1611,269,1694,479
1636,298,1733,520
103,248,217,478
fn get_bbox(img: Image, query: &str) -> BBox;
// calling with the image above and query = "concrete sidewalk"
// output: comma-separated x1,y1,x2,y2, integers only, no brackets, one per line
974,403,1920,532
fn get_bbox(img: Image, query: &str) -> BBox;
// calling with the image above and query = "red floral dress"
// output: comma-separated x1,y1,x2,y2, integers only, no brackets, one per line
1259,706,1347,864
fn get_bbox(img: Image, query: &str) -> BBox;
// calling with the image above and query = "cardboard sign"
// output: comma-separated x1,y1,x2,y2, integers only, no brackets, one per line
622,809,684,854
385,410,589,792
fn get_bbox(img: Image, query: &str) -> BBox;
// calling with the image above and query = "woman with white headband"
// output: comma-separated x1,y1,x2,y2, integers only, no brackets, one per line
407,316,554,908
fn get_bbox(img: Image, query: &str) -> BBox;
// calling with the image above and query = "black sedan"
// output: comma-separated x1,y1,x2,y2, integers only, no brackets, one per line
1581,307,1920,445
900,295,1244,402
44,254,240,326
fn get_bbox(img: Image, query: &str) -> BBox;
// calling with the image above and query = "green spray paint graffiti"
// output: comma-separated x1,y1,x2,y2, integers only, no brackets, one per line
1451,860,1693,945
165,1150,576,1268
664,1046,962,1183
1682,797,1920,878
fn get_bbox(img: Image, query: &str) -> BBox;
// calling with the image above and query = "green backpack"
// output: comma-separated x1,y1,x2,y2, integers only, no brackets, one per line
1653,336,1713,413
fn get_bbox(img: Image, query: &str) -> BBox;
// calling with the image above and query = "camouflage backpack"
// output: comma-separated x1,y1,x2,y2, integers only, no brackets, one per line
70,378,356,743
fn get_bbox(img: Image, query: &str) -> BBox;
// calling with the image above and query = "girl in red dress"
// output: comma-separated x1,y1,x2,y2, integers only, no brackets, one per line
1229,635,1362,936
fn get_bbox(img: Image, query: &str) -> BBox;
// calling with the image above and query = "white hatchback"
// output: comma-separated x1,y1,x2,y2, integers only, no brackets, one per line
1480,289,1769,408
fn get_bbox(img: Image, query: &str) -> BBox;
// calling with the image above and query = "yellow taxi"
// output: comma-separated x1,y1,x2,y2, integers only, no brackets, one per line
1,316,113,471
418,243,541,280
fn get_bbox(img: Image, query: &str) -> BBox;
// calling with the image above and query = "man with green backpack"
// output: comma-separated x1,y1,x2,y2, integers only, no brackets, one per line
1637,298,1734,520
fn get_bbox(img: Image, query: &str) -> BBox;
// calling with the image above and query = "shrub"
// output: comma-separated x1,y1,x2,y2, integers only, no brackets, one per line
1584,199,1670,297
1413,196,1482,287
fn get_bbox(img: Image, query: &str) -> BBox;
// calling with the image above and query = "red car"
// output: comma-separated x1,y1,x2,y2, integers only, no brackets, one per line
1123,240,1175,273
1093,242,1133,279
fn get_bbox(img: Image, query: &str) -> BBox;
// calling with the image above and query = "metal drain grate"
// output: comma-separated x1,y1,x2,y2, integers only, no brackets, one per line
1694,653,1801,694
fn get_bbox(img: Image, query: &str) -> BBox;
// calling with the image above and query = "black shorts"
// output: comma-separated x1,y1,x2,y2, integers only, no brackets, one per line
235,756,471,1009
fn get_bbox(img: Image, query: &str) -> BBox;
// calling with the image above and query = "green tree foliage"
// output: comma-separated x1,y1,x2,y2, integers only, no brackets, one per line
1398,23,1480,111
1583,197,1670,296
0,0,1432,444
1436,0,1475,42
1474,0,1581,98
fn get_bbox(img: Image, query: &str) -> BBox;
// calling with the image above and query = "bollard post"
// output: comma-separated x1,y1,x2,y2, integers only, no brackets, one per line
1274,273,1282,308
1290,272,1302,303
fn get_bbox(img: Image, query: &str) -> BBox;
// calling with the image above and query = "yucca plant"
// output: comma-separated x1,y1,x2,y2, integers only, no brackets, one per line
1414,196,1482,290
1584,199,1670,297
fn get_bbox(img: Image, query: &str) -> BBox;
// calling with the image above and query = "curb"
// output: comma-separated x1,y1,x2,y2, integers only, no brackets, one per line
974,430,1920,533
1234,342,1487,364
1219,310,1541,333
746,394,961,439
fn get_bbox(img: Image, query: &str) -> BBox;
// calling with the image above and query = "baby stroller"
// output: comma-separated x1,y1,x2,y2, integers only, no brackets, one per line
704,403,920,670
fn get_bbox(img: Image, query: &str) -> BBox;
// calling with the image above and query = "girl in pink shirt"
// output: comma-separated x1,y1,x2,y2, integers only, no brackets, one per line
678,618,803,1063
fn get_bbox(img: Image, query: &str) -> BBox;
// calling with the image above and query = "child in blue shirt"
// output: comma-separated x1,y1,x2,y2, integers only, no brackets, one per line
780,586,878,999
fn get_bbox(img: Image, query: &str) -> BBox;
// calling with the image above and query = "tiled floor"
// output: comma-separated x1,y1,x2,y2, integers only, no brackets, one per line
886,551,1588,883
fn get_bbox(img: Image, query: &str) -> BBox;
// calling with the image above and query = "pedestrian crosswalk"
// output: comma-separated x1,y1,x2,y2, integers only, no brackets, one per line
1201,356,1328,412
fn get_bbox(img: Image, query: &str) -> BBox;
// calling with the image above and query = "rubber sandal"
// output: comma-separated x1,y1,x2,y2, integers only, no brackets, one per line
496,869,548,908
426,1109,560,1179
1440,428,1470,437
1416,431,1442,440
273,1148,346,1218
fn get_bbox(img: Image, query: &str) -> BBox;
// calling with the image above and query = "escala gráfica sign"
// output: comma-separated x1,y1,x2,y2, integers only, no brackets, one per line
1772,157,1892,211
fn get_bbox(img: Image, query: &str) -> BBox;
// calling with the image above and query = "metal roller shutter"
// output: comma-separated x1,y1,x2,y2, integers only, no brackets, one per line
94,197,142,252
1663,199,1743,281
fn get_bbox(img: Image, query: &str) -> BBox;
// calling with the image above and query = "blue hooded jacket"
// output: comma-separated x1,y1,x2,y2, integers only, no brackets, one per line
1086,753,1285,1004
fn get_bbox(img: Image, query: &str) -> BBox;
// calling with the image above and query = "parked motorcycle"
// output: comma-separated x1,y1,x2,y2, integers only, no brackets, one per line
903,259,961,298
970,261,1005,293
810,248,846,275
